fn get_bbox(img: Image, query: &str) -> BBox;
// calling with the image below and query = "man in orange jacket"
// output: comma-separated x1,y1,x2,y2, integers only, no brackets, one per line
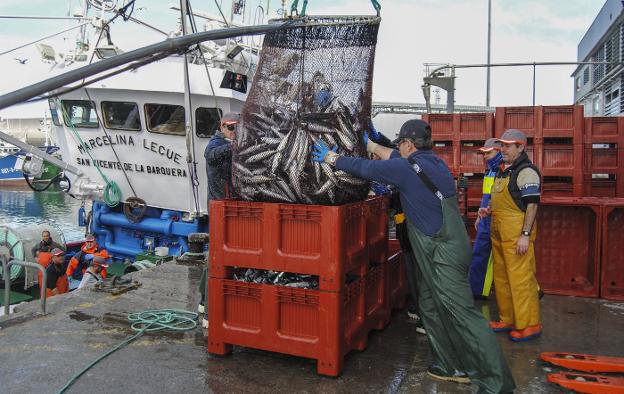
66,234,109,289
40,248,69,297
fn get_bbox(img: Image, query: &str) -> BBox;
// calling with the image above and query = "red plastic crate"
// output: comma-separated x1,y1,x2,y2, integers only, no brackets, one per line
495,106,539,138
601,201,624,300
432,141,455,172
540,142,582,177
584,116,623,144
209,199,369,290
458,113,494,141
366,196,389,264
495,106,583,139
459,143,485,173
387,240,408,310
465,175,484,208
541,105,584,139
583,174,617,198
208,276,367,376
364,263,390,330
422,114,456,140
535,198,601,297
584,143,619,172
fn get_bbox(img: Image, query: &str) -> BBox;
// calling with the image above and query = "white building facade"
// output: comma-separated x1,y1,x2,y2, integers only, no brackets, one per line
573,0,624,116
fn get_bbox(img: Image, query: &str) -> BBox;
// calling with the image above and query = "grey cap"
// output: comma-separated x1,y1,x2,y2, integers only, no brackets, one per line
392,119,431,145
51,248,64,256
221,112,240,125
478,138,502,153
497,129,527,145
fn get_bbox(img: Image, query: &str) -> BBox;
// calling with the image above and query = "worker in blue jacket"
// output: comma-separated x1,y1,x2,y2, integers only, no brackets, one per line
204,112,240,204
201,112,240,328
469,138,503,299
311,119,515,394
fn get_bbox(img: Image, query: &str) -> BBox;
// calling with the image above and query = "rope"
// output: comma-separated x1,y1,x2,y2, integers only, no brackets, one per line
57,309,198,394
371,0,381,16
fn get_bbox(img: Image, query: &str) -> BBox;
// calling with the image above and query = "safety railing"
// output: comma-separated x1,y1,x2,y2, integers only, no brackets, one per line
2,257,47,316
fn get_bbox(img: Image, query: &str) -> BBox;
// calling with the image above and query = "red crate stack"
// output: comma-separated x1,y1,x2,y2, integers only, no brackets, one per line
535,198,601,297
601,200,624,300
583,116,624,197
424,113,494,174
208,196,408,376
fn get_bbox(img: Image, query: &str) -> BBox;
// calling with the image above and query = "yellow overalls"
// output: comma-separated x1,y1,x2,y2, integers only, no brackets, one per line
489,175,540,330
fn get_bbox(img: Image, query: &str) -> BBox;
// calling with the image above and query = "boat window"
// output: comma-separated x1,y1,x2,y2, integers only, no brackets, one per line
101,101,141,131
144,104,185,135
61,100,99,128
48,99,61,126
196,107,222,138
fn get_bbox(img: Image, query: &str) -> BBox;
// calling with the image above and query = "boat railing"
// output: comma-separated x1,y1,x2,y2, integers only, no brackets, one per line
2,258,47,316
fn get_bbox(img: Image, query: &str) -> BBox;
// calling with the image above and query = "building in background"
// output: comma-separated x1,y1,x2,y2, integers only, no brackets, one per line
573,0,624,116
0,102,49,146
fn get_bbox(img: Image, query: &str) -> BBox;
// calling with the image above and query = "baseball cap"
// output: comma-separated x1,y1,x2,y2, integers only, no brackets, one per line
85,234,96,242
497,129,527,145
92,256,109,268
392,119,432,145
478,138,502,153
221,112,240,125
51,248,64,256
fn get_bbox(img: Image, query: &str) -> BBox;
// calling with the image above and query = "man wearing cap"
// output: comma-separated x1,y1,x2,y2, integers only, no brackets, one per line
77,256,109,289
487,129,542,342
66,234,109,289
312,119,515,393
40,248,69,297
469,138,503,300
205,112,240,204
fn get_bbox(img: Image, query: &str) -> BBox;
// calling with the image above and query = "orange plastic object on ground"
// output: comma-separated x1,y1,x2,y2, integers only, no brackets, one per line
209,197,388,291
540,352,624,373
547,372,624,394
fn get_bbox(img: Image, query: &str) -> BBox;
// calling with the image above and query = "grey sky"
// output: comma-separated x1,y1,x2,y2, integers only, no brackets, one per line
0,0,607,116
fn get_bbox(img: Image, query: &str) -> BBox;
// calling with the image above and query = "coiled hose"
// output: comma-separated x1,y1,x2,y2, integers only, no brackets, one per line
57,309,198,394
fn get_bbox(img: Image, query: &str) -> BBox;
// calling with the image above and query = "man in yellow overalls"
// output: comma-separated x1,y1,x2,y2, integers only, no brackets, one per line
487,129,542,342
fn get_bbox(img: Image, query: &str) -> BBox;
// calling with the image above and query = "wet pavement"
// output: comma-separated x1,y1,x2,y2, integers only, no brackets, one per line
1,261,623,394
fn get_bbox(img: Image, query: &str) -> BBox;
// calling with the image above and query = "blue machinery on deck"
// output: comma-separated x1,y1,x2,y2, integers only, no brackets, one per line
90,201,208,261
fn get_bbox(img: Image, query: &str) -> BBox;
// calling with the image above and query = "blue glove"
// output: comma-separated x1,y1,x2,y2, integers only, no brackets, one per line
369,121,381,142
84,253,94,261
371,182,390,196
314,88,332,108
311,140,337,163
362,131,370,147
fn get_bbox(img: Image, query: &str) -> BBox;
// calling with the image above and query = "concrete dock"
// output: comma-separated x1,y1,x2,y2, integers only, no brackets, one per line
1,260,623,394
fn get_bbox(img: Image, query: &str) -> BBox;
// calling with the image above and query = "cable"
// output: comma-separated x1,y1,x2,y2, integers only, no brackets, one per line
57,309,198,394
0,22,90,57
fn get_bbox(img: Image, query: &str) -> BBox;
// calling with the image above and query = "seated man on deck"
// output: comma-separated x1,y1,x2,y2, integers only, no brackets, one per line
66,233,109,289
40,248,69,297
77,256,109,289
31,230,65,268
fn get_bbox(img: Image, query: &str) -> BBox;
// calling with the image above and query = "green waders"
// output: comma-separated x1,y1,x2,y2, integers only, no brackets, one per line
406,196,515,394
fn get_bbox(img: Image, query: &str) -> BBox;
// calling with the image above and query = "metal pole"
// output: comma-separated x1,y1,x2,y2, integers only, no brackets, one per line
2,257,9,317
533,62,536,106
0,22,288,111
2,259,47,315
486,0,492,107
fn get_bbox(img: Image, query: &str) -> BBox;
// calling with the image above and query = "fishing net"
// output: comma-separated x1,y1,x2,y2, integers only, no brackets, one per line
232,16,381,205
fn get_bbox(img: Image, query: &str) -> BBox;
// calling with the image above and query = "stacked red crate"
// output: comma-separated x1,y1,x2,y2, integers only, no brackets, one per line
583,117,624,197
495,105,584,197
601,200,624,300
535,198,602,297
208,197,403,376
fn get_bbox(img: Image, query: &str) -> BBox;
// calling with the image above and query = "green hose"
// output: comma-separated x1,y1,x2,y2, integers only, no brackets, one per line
57,309,198,394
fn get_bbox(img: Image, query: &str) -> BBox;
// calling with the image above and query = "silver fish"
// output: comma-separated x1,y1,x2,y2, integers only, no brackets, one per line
246,150,275,164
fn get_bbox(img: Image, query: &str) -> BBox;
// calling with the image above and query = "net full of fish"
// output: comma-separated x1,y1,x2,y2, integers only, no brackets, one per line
232,16,381,205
